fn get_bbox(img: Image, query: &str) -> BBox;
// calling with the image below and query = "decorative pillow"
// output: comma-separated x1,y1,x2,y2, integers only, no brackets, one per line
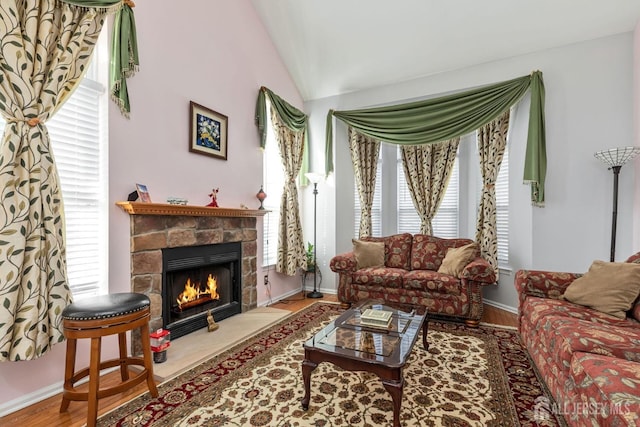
437,242,478,278
352,239,385,269
562,260,640,319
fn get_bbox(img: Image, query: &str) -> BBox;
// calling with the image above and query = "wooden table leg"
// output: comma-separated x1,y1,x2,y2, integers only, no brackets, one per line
301,359,318,410
382,377,404,427
422,320,429,351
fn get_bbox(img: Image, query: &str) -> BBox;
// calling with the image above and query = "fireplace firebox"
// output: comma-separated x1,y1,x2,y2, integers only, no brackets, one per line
162,242,242,340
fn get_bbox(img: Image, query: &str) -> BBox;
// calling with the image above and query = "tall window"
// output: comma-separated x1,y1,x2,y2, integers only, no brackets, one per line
0,34,108,299
495,145,509,266
262,102,286,266
397,146,459,238
354,151,382,237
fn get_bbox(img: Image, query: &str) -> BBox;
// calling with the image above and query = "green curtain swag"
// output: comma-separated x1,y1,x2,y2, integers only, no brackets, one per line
325,71,546,206
59,0,139,118
256,86,310,185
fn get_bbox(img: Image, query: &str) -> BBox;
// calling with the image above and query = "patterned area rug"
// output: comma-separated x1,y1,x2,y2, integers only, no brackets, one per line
98,302,565,426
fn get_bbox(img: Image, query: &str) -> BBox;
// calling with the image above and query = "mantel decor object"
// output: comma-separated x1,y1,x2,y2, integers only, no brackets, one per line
189,101,228,160
594,146,640,261
206,188,219,207
256,186,267,210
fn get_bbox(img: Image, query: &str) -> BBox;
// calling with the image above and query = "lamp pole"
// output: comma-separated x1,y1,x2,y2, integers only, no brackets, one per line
307,181,323,298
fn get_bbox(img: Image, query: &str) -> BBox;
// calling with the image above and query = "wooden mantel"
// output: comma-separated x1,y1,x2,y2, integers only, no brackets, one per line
116,201,268,217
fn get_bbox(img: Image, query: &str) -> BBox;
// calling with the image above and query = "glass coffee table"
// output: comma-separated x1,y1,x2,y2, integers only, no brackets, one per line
301,300,428,427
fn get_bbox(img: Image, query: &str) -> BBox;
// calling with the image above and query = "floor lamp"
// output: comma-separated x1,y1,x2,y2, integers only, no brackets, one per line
305,172,323,299
594,146,640,262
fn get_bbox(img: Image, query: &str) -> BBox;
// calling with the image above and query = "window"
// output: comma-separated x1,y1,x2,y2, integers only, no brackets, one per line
397,146,459,237
495,145,509,266
0,34,108,299
354,151,382,237
262,102,286,266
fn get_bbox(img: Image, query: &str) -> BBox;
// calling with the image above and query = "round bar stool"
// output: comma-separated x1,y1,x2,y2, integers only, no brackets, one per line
60,293,159,427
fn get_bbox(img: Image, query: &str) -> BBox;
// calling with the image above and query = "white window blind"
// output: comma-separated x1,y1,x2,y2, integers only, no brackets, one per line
397,146,459,238
495,146,509,266
262,102,285,266
354,152,382,237
0,44,108,299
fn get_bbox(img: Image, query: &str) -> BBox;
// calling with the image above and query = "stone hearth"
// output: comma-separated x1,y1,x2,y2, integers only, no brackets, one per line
117,202,267,354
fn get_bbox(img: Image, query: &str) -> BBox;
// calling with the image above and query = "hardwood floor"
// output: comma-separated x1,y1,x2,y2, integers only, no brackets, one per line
2,293,518,427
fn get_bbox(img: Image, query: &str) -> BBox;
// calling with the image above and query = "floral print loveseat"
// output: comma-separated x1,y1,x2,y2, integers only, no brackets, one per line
329,233,496,326
515,252,640,426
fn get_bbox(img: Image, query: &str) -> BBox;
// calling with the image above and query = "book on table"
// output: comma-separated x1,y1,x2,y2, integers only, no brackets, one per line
360,308,393,328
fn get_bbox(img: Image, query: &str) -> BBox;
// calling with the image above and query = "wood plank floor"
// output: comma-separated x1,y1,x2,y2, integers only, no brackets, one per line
1,293,517,427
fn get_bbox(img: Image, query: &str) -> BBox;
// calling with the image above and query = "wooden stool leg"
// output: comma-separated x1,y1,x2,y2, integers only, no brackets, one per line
60,337,76,413
140,321,158,397
87,337,102,427
118,332,129,381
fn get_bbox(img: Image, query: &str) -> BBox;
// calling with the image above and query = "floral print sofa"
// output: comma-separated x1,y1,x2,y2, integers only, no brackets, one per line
515,252,640,426
329,233,496,326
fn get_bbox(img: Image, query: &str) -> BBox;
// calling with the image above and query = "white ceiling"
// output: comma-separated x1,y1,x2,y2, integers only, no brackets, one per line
251,0,640,101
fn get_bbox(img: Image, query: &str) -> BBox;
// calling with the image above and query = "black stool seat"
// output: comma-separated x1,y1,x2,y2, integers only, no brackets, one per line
62,293,150,321
59,292,158,427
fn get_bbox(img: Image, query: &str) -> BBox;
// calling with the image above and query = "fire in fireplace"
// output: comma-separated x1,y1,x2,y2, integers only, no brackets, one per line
162,242,242,340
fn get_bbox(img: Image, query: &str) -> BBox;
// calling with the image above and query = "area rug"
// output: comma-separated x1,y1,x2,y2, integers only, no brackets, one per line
98,302,565,426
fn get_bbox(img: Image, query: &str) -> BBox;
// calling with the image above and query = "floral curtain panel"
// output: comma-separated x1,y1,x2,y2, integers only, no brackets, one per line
349,128,381,238
475,111,510,277
401,138,459,235
0,0,110,362
326,72,546,206
256,86,310,185
270,108,307,276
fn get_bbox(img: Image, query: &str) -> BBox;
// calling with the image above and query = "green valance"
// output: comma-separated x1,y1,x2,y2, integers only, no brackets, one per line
256,86,310,184
325,71,546,205
59,0,139,118
110,2,139,118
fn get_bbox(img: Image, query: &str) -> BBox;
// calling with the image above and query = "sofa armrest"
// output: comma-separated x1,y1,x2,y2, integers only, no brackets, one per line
514,269,583,303
461,257,496,284
330,252,357,274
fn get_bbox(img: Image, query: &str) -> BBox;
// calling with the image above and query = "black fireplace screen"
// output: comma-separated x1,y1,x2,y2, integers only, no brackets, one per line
162,242,242,340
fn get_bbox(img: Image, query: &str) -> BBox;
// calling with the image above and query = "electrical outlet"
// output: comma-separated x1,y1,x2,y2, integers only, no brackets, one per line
263,275,269,286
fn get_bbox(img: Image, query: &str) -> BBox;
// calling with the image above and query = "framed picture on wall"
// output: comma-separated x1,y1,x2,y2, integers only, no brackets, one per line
189,101,228,160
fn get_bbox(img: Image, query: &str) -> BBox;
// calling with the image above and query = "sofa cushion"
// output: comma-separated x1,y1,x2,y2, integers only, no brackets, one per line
403,270,461,296
627,252,640,322
352,267,405,289
410,235,475,271
352,239,385,269
570,352,640,426
438,243,478,278
363,233,412,270
563,260,640,319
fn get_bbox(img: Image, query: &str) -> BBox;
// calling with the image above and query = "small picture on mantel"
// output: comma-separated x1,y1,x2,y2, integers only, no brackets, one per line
136,183,152,203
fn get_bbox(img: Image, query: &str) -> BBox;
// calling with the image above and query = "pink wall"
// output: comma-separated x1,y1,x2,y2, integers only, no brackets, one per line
0,0,302,412
634,19,640,250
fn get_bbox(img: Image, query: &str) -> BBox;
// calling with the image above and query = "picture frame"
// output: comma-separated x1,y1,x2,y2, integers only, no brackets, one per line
189,101,228,160
136,183,152,203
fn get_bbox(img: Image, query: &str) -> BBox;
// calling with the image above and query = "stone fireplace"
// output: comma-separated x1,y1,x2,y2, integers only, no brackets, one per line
117,202,266,354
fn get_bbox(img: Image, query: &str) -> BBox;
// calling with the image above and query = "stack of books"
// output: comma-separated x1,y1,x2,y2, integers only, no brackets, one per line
360,308,393,328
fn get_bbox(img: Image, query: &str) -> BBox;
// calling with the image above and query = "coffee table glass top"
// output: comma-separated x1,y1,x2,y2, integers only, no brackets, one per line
305,300,426,364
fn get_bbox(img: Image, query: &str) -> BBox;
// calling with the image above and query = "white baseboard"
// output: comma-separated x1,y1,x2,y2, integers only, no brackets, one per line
0,381,63,418
0,365,120,418
483,298,518,315
258,287,337,308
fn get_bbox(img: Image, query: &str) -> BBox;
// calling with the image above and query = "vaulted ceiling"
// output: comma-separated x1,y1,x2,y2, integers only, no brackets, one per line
251,0,640,101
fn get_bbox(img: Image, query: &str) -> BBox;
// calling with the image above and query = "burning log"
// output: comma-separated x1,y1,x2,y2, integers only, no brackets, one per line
176,274,220,311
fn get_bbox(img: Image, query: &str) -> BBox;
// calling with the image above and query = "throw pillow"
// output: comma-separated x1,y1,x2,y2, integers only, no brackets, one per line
352,239,385,269
437,242,478,278
562,260,640,319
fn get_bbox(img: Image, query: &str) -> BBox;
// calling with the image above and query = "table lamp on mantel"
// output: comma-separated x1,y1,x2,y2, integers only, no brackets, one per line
594,146,640,262
305,172,324,299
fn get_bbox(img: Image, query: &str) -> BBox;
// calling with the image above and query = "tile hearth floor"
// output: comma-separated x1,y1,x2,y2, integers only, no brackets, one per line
152,306,291,381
